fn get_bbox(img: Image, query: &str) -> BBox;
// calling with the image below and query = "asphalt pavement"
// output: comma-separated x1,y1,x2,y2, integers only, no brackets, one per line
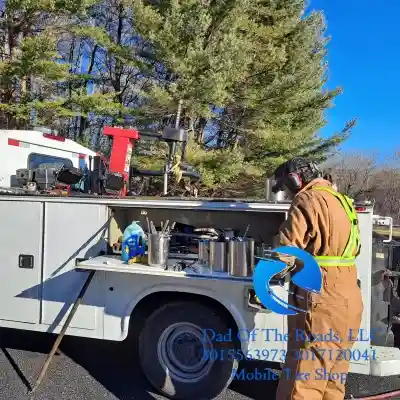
1,327,400,400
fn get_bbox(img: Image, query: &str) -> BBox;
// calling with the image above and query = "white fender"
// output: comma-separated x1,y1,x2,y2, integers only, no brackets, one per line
104,282,249,342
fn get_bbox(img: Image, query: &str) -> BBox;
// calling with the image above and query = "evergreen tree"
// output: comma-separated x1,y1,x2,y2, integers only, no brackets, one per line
0,0,356,197
0,0,96,129
128,0,355,195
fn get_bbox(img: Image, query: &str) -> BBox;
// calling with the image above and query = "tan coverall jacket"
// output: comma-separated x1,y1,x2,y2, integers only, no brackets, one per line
275,178,364,400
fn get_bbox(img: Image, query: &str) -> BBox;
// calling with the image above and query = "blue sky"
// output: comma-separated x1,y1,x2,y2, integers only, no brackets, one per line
310,0,399,157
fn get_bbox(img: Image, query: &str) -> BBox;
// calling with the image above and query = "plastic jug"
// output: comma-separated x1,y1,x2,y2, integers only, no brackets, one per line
121,221,147,263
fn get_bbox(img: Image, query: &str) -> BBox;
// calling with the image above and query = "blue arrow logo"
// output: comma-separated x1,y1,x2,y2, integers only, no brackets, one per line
253,246,322,315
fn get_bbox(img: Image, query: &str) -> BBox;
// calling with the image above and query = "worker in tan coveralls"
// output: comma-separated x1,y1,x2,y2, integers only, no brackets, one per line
271,157,364,400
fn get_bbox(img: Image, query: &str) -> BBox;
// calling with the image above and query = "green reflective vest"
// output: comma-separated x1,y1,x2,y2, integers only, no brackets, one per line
311,186,361,267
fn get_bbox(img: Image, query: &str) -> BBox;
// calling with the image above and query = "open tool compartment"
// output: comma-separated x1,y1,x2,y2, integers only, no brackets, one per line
108,205,287,248
107,201,287,261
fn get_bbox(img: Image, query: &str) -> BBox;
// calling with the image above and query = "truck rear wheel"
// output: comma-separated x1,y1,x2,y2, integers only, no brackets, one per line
138,301,238,399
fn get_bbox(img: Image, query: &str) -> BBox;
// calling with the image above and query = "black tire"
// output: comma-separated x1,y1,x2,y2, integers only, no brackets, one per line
138,301,238,399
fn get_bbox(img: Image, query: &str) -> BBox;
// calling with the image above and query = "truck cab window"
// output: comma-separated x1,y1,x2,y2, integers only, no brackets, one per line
28,153,73,169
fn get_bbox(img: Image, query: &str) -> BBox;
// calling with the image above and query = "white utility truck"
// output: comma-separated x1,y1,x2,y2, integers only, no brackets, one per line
0,129,97,187
0,191,399,399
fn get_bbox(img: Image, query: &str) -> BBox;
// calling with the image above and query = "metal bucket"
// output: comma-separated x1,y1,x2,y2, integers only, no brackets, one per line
209,241,227,272
198,240,210,265
228,239,255,277
148,234,170,268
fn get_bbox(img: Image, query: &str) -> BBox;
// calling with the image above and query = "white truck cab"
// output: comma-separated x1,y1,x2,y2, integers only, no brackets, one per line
0,129,97,187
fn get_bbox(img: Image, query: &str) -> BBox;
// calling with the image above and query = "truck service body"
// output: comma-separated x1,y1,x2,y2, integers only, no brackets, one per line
0,193,399,399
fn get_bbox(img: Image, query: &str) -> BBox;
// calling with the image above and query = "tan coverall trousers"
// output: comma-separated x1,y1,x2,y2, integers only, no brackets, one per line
276,265,364,400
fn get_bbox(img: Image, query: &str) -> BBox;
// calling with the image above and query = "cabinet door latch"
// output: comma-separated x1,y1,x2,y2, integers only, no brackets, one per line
19,254,34,269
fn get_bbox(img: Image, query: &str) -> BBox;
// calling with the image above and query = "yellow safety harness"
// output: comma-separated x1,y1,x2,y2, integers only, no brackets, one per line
311,186,361,267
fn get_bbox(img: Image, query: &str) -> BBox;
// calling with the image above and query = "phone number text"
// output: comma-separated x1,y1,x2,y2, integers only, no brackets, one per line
202,348,376,362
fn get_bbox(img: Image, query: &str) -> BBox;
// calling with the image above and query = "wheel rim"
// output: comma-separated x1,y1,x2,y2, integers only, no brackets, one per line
157,322,215,383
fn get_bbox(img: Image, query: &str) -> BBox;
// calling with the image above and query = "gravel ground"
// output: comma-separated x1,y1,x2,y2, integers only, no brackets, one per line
0,327,400,400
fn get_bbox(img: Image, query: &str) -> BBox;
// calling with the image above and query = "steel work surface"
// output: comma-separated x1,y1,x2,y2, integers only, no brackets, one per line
76,255,253,282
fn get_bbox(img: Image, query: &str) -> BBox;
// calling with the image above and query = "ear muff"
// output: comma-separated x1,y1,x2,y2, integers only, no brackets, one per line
285,172,303,192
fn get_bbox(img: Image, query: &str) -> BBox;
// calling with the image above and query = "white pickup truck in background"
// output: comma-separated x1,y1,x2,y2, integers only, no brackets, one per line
0,129,96,187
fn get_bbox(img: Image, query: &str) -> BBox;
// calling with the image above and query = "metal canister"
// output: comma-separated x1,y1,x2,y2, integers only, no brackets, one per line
247,238,255,271
148,234,170,268
209,241,227,272
228,238,255,277
265,178,293,202
198,240,210,265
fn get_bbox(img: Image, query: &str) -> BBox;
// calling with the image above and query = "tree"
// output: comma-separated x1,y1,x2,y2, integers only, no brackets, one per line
326,150,400,224
371,153,400,224
128,0,354,196
0,0,355,197
0,0,96,129
327,151,378,199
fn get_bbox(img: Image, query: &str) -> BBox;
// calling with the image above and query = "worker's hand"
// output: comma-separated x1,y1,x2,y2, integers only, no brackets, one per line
277,254,296,267
272,234,299,267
